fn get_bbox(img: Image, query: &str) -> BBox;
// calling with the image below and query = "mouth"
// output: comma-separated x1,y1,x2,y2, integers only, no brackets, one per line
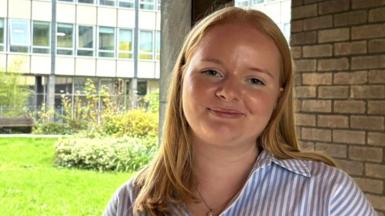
207,107,246,119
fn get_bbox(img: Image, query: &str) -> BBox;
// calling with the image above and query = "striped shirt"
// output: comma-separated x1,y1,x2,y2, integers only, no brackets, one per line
104,150,377,216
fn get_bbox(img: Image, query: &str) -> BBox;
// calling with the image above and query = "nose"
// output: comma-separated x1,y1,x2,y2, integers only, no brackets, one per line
215,78,240,102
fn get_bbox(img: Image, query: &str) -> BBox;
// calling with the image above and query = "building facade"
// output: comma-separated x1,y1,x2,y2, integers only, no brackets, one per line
0,0,160,115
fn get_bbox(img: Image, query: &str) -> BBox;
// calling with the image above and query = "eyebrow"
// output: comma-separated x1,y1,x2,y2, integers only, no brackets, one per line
200,58,275,79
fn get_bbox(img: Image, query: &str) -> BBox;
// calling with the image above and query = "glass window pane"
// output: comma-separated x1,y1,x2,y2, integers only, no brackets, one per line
100,0,115,6
10,19,30,53
59,0,73,2
0,19,4,51
33,21,50,46
78,0,94,3
78,26,93,48
99,27,115,57
57,23,73,55
119,29,132,58
139,30,153,59
119,0,134,8
140,0,154,10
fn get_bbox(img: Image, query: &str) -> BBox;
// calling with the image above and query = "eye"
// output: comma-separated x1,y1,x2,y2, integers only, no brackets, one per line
202,69,223,78
248,78,265,86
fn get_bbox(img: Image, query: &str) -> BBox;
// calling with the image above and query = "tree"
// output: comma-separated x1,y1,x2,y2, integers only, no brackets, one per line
0,61,30,117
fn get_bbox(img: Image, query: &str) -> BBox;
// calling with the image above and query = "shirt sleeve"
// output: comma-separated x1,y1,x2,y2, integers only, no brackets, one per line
103,179,136,216
329,170,378,216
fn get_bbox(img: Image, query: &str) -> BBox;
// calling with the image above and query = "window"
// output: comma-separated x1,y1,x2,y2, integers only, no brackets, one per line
252,0,264,4
0,18,4,51
137,80,147,96
139,30,153,60
236,0,249,7
100,0,115,6
155,31,160,60
58,0,73,2
57,23,74,55
9,19,30,53
32,21,50,54
118,29,133,59
98,27,115,57
78,0,94,3
119,0,134,8
140,0,154,10
78,25,94,56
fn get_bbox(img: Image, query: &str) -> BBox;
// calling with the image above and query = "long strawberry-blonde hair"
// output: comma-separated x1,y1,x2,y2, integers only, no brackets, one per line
133,6,335,215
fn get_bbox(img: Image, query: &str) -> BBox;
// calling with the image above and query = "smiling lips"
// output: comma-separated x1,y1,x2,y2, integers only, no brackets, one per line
207,107,245,119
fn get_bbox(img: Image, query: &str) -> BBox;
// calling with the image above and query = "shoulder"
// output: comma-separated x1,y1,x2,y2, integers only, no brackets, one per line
306,160,377,216
103,177,140,216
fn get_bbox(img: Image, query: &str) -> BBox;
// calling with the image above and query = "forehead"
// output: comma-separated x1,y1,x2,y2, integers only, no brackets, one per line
187,23,281,75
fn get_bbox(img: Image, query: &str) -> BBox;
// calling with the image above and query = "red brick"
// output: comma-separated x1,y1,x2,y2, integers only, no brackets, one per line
318,58,349,71
334,71,368,85
352,0,385,9
351,55,385,70
368,70,385,83
366,194,385,211
352,24,385,40
291,31,317,45
368,132,385,146
319,0,350,14
334,41,367,56
354,177,384,194
295,113,316,126
303,44,332,58
334,10,368,27
303,15,332,31
349,146,383,162
299,141,315,151
315,142,347,158
366,163,385,179
318,28,350,43
368,100,385,114
318,114,349,128
303,73,332,85
292,4,318,19
318,86,349,99
369,7,385,22
294,60,317,72
333,129,366,145
302,100,332,113
334,100,366,114
369,39,385,53
351,85,385,99
302,127,332,142
335,159,364,175
295,86,316,98
351,116,385,130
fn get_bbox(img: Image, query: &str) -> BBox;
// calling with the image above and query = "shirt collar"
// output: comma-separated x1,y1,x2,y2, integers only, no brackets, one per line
252,150,311,178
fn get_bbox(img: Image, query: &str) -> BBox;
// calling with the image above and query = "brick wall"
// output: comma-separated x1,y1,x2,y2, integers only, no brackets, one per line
291,0,385,214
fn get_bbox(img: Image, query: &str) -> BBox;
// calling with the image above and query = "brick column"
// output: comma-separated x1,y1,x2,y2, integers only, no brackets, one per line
291,0,385,215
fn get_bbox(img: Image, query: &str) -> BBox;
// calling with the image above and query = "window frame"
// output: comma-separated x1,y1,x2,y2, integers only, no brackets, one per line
57,23,74,56
98,26,115,58
32,20,51,54
77,25,95,57
155,30,160,60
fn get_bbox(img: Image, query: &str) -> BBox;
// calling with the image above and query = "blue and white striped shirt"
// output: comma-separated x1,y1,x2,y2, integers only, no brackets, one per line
104,150,377,216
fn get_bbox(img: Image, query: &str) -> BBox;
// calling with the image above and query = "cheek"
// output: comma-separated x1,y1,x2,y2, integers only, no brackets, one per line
245,91,279,115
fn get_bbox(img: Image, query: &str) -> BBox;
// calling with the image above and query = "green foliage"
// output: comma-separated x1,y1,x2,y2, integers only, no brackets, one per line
102,109,158,137
0,61,30,117
144,89,159,113
55,136,157,172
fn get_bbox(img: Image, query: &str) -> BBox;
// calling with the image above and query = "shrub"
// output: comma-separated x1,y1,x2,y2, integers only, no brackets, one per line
55,136,157,172
102,109,158,138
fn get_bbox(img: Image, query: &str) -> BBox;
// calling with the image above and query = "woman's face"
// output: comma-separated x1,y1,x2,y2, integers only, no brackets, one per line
182,23,282,149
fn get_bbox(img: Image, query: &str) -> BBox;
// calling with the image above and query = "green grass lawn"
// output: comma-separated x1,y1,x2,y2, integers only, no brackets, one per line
0,137,133,216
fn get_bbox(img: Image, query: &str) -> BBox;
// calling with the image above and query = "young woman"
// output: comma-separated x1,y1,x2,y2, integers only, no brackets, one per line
104,7,377,216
